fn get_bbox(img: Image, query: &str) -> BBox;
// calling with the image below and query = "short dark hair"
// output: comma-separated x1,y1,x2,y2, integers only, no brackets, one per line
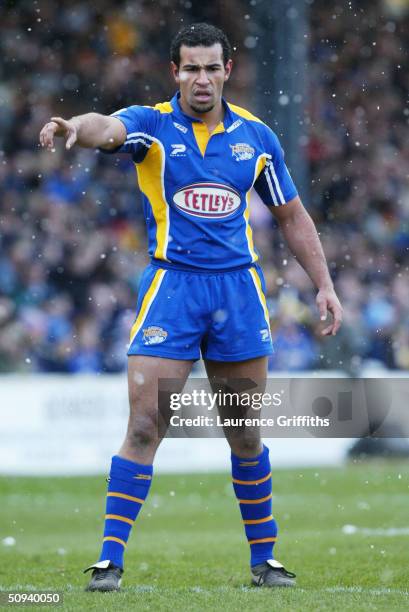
170,23,232,67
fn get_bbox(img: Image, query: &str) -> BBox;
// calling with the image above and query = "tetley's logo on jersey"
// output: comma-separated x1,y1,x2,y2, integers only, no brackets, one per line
173,183,241,219
230,142,255,161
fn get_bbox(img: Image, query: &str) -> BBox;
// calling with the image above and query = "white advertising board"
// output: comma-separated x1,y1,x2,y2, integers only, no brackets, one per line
0,374,364,475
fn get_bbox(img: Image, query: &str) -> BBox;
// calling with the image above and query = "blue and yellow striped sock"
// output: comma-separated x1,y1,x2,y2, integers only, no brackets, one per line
231,444,278,567
98,455,153,569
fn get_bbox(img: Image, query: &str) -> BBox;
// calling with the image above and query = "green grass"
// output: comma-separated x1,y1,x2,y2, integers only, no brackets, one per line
0,461,408,611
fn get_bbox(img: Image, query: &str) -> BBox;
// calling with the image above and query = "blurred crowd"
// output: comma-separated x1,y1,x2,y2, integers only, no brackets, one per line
0,0,408,373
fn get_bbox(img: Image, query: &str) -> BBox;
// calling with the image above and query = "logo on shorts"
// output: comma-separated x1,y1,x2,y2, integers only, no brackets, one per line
260,328,270,342
230,143,255,161
143,326,168,345
173,183,241,218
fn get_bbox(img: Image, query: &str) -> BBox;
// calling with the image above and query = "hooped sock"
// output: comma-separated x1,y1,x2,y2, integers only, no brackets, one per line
231,444,278,567
98,455,153,569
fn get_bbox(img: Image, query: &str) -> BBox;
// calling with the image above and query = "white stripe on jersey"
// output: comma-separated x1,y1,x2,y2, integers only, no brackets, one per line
125,138,153,148
264,163,279,206
125,131,155,142
269,161,285,204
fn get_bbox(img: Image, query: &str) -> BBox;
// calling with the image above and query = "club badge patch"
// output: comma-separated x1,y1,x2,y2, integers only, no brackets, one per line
230,142,255,161
143,326,168,345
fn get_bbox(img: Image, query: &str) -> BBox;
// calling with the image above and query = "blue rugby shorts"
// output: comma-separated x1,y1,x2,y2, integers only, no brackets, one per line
127,263,273,361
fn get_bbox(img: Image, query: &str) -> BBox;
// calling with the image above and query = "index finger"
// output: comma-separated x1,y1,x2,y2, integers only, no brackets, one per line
39,122,56,148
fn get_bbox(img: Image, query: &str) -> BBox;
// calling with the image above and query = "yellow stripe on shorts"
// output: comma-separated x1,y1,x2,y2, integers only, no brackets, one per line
249,267,271,331
129,268,166,346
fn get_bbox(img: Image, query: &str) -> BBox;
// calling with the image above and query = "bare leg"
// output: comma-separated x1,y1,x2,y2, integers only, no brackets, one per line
118,355,194,464
84,355,193,582
204,356,268,457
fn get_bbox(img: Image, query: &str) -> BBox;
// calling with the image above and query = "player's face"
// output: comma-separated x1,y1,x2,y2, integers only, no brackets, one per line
171,43,232,114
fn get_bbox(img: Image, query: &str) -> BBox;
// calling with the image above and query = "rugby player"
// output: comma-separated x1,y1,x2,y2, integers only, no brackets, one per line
39,23,342,591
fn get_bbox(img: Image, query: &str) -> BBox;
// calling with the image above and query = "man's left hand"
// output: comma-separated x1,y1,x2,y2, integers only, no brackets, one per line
316,288,343,336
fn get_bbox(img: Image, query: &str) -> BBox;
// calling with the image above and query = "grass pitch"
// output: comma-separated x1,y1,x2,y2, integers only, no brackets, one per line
0,460,408,611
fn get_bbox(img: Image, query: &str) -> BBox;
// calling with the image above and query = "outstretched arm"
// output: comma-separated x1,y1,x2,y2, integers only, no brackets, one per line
39,113,126,151
269,196,343,336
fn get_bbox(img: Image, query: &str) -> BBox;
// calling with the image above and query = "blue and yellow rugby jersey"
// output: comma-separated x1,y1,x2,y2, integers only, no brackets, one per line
105,92,298,270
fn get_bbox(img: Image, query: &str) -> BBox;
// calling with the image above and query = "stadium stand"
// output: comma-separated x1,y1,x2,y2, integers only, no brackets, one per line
0,0,407,373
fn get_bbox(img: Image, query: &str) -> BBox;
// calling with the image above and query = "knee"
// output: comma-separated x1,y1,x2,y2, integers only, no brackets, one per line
126,414,158,450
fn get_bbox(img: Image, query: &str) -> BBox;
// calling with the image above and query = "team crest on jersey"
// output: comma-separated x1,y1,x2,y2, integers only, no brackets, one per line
173,183,241,218
230,142,255,161
143,326,168,345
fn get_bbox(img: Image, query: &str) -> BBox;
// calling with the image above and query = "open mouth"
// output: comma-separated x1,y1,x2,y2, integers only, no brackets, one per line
193,91,212,102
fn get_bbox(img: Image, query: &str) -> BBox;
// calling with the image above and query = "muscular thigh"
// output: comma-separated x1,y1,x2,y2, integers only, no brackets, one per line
204,356,268,456
205,356,268,418
205,356,268,381
128,355,193,418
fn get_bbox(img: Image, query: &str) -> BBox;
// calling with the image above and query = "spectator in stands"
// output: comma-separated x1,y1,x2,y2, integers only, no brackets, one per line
0,0,407,373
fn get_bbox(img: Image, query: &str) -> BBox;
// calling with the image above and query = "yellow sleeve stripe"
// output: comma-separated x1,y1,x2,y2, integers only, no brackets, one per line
232,472,271,485
135,139,169,261
105,514,135,526
129,268,166,346
244,514,274,525
238,493,272,504
103,536,127,548
107,492,145,504
227,102,264,124
248,536,277,545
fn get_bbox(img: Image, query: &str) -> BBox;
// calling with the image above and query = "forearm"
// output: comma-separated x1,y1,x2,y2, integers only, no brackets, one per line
69,113,116,148
278,207,333,290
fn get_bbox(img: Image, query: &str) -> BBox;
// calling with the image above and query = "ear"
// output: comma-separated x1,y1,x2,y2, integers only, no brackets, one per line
224,59,233,82
171,61,180,84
